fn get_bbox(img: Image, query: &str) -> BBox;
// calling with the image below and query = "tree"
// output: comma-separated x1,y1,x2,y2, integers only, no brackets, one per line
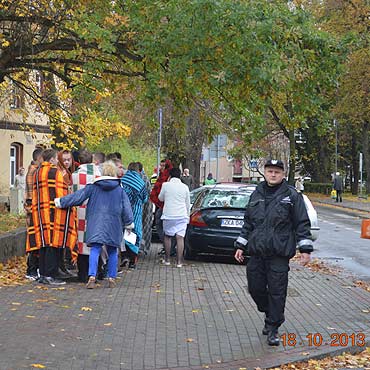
125,0,341,183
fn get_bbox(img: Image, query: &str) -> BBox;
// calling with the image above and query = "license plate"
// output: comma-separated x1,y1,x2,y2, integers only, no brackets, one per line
221,219,244,228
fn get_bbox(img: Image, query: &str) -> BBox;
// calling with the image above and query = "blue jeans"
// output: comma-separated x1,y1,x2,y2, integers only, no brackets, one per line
88,244,118,278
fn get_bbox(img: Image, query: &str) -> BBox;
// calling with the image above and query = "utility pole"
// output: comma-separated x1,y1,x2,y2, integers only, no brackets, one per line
334,119,338,173
157,108,163,172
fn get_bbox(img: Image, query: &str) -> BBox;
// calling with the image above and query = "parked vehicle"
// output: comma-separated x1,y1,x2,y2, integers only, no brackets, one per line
185,184,254,259
185,184,319,259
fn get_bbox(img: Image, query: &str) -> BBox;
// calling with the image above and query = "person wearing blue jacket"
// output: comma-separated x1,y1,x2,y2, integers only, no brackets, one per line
55,161,134,289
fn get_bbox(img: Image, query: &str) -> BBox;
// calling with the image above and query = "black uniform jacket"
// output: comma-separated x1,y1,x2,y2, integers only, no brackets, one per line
236,180,313,258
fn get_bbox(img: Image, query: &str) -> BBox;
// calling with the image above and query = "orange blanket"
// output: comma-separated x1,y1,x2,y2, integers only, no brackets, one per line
26,162,78,260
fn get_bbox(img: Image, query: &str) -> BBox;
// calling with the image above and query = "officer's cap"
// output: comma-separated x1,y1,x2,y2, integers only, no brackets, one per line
264,159,284,171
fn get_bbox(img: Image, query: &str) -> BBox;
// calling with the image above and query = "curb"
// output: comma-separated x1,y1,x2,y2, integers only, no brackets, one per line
312,200,370,219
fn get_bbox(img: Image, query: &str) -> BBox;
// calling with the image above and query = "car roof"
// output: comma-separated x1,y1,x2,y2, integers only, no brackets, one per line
196,183,256,191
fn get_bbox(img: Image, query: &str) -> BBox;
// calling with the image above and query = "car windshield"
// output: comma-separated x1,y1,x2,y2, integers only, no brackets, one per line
201,189,250,209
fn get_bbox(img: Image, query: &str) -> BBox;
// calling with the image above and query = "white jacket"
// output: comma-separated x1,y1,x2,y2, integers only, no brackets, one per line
158,177,190,219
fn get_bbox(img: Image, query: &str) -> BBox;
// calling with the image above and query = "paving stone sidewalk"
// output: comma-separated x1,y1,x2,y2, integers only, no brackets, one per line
0,245,370,370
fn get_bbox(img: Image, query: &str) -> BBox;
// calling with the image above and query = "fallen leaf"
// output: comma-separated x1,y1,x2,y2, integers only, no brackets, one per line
223,290,232,294
196,287,204,291
155,290,161,293
31,364,46,368
361,309,369,313
226,309,234,312
81,307,92,311
104,348,112,351
61,305,70,309
315,303,322,306
327,327,336,330
186,338,194,343
50,343,55,347
104,323,112,326
302,352,310,355
78,314,84,317
25,315,35,318
192,309,200,313
11,302,21,305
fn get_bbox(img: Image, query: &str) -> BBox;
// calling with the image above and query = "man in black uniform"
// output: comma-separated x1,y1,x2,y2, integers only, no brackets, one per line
234,159,313,346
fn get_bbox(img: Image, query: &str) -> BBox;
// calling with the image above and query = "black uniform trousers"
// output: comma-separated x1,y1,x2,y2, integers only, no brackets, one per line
246,255,290,330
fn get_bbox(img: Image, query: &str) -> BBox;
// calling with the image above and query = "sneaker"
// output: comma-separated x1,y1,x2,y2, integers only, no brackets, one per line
162,260,171,266
120,258,129,268
56,268,70,279
176,264,183,268
267,329,280,346
128,262,137,270
86,276,96,289
25,274,38,281
107,278,116,288
42,276,66,286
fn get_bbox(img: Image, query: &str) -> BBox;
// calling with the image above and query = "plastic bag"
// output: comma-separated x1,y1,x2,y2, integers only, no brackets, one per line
331,189,337,199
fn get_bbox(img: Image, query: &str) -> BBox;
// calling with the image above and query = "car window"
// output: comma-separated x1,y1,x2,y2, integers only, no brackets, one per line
201,190,250,209
190,187,204,204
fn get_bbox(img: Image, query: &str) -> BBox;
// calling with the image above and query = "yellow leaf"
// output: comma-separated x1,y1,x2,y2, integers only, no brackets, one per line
11,302,21,305
61,305,70,309
302,352,310,355
186,338,194,342
81,307,92,311
31,364,46,368
26,315,35,318
155,290,161,293
192,309,200,313
104,323,112,326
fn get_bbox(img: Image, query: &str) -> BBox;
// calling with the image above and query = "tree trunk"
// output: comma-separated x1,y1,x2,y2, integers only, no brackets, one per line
182,107,206,188
288,130,296,185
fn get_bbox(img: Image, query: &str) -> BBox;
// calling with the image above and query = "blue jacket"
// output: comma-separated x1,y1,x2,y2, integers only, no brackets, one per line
58,177,134,248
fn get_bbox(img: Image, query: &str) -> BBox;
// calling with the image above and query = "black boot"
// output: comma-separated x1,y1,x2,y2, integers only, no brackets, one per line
262,313,269,335
267,329,280,346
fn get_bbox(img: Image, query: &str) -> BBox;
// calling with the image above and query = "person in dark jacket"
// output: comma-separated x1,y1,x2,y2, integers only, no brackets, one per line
234,159,313,346
333,172,343,202
55,161,134,289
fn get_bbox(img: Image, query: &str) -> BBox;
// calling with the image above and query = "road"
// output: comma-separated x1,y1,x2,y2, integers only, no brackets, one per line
313,204,370,281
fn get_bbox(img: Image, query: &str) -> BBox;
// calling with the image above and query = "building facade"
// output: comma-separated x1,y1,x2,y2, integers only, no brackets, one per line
0,76,51,200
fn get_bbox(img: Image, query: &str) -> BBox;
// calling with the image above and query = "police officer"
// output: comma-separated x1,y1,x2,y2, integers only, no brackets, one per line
234,159,313,346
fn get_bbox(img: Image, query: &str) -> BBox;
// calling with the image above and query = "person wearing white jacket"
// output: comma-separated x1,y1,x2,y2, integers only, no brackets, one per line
158,167,190,267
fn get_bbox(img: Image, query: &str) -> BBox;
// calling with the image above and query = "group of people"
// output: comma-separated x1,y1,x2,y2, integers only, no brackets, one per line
24,147,195,287
24,147,154,287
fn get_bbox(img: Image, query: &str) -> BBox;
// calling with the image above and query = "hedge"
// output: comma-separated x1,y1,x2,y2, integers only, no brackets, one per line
304,182,333,194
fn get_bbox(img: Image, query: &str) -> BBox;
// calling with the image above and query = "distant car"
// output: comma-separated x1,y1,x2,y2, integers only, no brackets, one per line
184,184,319,259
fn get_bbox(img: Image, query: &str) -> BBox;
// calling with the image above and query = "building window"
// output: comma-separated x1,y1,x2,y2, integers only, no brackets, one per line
10,143,23,187
10,82,24,109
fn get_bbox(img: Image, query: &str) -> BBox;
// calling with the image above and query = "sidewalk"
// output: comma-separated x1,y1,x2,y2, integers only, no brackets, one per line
310,194,370,216
0,244,370,370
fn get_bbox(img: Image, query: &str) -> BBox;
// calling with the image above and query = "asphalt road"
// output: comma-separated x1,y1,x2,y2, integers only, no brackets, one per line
313,204,370,281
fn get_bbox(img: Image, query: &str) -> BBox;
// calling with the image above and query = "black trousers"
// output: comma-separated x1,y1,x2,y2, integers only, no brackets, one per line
39,247,58,278
77,254,89,282
246,256,290,330
26,251,39,275
336,190,343,202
